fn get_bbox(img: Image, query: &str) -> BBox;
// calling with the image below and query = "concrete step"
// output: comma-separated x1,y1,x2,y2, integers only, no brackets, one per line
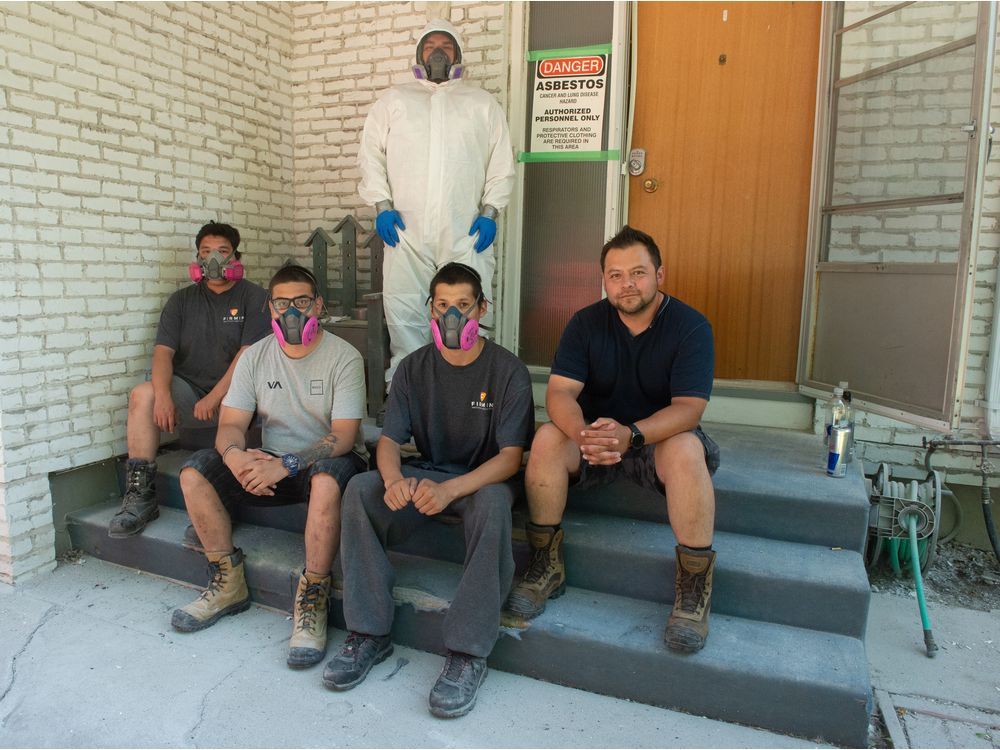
77,495,870,639
65,504,871,747
146,420,870,554
396,509,870,639
569,422,870,552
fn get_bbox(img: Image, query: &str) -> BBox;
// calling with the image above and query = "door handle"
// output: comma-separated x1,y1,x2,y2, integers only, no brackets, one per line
642,178,659,193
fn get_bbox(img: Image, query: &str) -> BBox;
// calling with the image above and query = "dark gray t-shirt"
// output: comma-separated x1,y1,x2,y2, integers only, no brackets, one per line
155,280,271,394
382,340,535,475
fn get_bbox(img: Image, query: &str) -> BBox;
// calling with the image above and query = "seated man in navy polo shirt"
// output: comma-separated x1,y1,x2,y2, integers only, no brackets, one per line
504,225,721,653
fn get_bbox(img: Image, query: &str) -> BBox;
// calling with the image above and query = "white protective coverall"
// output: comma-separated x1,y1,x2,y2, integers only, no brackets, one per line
358,20,516,379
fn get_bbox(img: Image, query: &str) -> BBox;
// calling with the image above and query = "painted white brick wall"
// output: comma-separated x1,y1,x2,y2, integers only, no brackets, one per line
0,1,296,583
2,0,997,578
290,0,510,292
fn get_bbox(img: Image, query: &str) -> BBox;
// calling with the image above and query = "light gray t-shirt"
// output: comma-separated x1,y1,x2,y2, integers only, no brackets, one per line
223,331,366,454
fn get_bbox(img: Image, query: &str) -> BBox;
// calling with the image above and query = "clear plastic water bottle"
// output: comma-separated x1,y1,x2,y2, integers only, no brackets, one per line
839,381,855,464
823,386,847,446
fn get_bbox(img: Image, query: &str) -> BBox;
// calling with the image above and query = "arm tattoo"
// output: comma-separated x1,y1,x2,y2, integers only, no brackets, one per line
297,432,339,467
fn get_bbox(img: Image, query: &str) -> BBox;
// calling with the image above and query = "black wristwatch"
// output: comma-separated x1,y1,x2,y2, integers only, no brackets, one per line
627,423,645,451
281,453,300,478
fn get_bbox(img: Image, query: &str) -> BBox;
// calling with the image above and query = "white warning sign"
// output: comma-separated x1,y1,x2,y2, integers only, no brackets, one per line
530,54,608,154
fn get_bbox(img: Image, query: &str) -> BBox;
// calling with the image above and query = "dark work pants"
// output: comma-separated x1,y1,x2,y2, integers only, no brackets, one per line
340,468,515,658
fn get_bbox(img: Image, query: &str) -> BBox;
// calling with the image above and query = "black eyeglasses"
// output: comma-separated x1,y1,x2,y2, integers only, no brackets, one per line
271,295,316,313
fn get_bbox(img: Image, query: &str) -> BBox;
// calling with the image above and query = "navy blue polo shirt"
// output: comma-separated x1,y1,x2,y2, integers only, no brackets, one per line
550,295,714,425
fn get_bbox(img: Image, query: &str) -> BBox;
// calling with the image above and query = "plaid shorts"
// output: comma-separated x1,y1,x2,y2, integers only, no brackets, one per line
183,448,366,507
574,425,721,493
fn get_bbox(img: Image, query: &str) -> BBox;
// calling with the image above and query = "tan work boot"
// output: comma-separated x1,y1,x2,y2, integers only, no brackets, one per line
171,548,251,632
287,570,331,668
504,523,566,619
664,545,716,653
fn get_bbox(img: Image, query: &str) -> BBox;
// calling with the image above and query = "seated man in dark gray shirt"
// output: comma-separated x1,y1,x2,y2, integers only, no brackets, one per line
324,262,534,720
109,222,270,539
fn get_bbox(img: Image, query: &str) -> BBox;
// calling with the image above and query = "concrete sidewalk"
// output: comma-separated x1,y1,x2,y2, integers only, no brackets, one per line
0,558,823,749
2,556,998,748
866,591,1000,748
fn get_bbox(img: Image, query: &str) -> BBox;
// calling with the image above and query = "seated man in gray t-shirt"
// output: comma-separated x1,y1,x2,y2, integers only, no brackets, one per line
170,265,366,671
324,262,535,720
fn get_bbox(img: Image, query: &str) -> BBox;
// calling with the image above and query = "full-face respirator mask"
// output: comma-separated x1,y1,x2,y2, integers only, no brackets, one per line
412,30,463,83
189,251,244,283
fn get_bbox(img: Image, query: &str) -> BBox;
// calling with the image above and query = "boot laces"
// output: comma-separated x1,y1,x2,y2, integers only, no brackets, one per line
122,465,151,508
199,561,227,601
340,632,375,664
522,547,552,585
442,652,472,682
678,569,707,611
294,581,325,632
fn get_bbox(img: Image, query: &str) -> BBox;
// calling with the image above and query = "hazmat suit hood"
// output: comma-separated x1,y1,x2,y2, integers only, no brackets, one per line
414,19,465,82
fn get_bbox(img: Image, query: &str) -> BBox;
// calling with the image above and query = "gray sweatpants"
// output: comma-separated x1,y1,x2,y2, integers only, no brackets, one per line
340,468,515,658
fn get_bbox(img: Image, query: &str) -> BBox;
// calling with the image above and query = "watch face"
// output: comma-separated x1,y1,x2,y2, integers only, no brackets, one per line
630,426,644,449
282,453,299,475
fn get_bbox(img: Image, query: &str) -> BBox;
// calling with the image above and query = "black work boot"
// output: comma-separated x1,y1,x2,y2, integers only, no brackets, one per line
503,523,566,619
428,651,488,719
664,545,716,653
323,632,393,691
108,459,159,538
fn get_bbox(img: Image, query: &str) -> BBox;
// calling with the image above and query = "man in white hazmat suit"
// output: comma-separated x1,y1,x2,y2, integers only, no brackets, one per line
358,19,516,381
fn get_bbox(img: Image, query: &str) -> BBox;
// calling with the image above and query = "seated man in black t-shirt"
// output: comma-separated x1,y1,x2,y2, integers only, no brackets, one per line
324,262,535,718
505,225,721,654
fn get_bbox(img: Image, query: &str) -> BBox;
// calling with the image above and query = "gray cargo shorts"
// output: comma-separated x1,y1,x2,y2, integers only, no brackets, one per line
573,425,721,493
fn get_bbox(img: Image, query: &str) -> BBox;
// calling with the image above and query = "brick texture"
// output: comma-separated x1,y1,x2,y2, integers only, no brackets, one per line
822,2,1000,486
0,1,296,582
290,1,510,292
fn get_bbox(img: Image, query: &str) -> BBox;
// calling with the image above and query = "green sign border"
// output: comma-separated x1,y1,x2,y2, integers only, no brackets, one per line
527,43,613,61
517,150,620,163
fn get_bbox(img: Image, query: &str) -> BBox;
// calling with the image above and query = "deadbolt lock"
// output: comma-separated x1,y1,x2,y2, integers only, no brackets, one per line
642,178,658,193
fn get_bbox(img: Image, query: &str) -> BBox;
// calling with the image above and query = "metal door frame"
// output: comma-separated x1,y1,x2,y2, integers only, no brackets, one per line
797,1,998,431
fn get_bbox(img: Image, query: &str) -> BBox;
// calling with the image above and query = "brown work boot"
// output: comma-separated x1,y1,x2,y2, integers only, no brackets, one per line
287,570,331,669
108,459,159,538
504,523,566,619
171,548,251,632
664,545,716,653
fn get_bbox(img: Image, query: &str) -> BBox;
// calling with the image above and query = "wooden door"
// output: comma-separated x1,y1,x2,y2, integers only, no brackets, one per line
629,2,821,381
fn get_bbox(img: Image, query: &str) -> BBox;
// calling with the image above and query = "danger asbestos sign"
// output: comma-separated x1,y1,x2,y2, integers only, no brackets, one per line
530,53,609,155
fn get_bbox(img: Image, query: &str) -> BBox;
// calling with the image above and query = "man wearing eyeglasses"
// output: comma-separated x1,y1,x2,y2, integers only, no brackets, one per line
109,222,271,539
171,264,367,672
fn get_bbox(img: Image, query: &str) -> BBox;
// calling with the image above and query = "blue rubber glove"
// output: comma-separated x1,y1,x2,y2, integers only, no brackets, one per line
468,215,497,253
375,209,405,247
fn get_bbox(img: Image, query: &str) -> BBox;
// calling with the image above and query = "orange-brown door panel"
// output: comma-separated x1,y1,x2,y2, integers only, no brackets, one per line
629,2,821,381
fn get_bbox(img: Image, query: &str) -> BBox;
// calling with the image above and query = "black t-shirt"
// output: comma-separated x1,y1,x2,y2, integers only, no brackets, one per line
155,280,271,394
382,340,535,475
551,295,713,425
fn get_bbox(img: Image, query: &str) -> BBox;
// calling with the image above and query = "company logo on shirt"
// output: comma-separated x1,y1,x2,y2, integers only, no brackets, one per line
223,307,244,323
310,380,324,396
471,389,493,411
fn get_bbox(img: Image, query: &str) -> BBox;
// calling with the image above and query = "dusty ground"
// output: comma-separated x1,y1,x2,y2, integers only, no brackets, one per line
869,541,1000,612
